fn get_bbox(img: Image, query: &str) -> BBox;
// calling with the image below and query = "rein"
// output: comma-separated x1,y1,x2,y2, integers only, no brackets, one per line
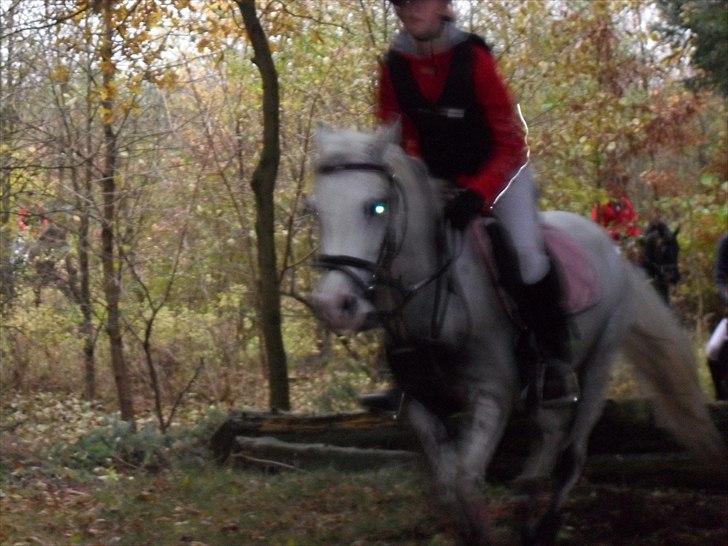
313,161,457,337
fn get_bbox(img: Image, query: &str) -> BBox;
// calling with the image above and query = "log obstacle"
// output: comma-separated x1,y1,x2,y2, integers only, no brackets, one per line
210,399,728,487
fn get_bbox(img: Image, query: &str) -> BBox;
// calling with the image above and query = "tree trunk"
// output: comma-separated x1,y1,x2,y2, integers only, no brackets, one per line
0,4,18,316
69,160,97,401
236,0,290,411
79,156,96,400
99,0,135,427
66,60,98,401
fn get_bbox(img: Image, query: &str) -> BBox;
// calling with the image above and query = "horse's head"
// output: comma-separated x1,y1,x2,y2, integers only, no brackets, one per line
308,122,437,333
643,221,681,284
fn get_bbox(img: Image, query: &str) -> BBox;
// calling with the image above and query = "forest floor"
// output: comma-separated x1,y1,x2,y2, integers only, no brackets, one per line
1,392,726,546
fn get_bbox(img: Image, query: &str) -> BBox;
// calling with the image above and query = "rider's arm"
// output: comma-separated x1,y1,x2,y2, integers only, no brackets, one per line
455,47,527,206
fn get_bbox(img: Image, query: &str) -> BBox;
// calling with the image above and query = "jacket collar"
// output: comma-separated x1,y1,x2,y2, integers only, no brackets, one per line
390,23,469,57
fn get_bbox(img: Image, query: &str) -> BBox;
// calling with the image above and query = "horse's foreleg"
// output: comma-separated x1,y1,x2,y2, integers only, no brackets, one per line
405,398,457,509
524,332,621,546
518,407,573,483
456,392,511,545
509,406,575,546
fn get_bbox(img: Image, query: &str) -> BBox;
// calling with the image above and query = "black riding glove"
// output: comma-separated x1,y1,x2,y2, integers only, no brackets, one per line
444,189,485,231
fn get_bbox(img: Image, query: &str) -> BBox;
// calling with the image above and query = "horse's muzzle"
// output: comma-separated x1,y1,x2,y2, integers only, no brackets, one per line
310,286,378,333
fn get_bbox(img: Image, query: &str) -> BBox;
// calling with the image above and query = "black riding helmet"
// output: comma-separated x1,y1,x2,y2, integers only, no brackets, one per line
388,0,455,23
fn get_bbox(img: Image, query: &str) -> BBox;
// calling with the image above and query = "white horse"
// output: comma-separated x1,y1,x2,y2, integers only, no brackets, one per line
308,123,725,545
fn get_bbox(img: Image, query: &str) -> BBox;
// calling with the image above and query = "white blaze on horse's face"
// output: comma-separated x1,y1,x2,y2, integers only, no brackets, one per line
309,123,401,333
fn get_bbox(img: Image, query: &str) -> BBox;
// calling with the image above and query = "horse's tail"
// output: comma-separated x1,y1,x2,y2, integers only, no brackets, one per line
622,265,727,469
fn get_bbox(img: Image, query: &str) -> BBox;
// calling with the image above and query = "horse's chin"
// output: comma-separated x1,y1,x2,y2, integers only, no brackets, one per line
327,311,379,334
359,311,380,331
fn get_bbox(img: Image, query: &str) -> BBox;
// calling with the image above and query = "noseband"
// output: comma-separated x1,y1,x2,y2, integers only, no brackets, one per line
314,161,454,323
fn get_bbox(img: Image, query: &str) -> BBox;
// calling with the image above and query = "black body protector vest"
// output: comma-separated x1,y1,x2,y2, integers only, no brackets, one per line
386,34,493,180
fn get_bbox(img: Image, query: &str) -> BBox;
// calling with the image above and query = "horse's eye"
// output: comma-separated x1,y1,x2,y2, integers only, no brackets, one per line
366,200,388,217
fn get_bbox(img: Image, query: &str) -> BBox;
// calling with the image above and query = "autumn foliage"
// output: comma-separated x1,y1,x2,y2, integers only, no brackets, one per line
0,0,725,418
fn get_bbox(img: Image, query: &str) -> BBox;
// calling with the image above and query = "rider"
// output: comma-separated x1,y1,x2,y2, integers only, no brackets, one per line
590,179,641,243
363,0,579,408
707,233,728,400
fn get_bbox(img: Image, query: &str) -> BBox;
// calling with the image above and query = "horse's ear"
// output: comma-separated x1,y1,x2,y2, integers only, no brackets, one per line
673,224,681,238
374,118,402,147
314,122,333,150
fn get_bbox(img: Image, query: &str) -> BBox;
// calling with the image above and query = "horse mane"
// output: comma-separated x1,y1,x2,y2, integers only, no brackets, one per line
315,128,381,167
383,143,445,215
644,220,671,240
315,124,444,218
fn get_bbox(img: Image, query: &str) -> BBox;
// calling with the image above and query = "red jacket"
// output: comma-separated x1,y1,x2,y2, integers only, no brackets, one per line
377,41,527,205
591,197,641,241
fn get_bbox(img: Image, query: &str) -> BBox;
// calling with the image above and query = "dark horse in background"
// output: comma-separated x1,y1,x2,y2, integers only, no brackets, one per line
640,221,681,304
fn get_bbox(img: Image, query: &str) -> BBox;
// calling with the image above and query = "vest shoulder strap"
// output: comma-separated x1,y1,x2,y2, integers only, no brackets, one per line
465,33,491,52
385,34,491,110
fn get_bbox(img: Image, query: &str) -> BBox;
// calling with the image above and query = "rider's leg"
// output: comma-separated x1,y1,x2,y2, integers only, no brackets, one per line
490,167,579,407
706,319,728,401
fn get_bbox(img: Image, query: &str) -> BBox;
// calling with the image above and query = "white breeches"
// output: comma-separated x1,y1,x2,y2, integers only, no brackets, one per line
491,167,550,285
707,318,727,361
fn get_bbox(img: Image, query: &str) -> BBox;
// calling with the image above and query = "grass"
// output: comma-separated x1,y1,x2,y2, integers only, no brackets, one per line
3,456,726,546
1,336,725,546
1,458,458,546
91,465,446,546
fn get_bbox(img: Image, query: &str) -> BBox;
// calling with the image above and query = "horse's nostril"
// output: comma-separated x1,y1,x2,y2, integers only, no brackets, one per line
341,295,358,315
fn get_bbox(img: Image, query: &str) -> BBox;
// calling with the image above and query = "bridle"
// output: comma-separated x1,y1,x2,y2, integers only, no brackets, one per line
313,161,457,336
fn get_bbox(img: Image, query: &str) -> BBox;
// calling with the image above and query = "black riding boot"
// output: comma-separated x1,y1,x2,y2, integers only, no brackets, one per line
484,220,579,408
707,358,728,401
522,265,580,408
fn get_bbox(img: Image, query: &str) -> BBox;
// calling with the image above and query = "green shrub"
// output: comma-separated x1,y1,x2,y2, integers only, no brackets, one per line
51,408,228,475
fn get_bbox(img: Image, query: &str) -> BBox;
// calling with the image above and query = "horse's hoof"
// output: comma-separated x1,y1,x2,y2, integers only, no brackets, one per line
522,510,562,546
435,490,458,515
510,477,552,525
457,500,493,546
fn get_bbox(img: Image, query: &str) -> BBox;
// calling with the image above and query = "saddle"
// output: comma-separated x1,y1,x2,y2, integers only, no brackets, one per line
472,221,602,316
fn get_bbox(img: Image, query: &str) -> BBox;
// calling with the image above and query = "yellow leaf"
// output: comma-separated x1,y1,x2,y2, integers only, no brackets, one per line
100,59,115,76
147,11,162,27
99,107,114,124
100,82,117,101
50,65,69,83
158,72,178,90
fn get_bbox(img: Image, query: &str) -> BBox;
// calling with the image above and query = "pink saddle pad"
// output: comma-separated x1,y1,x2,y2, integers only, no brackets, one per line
541,224,601,314
472,222,601,315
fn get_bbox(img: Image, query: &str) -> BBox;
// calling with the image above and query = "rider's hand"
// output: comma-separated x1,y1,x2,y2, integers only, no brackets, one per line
444,189,485,231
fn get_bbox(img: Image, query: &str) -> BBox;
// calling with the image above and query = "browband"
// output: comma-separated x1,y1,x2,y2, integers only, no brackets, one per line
316,163,390,176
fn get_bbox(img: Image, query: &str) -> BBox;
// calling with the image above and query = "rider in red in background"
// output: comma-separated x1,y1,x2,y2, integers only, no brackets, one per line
17,207,31,231
17,206,50,235
591,183,641,243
